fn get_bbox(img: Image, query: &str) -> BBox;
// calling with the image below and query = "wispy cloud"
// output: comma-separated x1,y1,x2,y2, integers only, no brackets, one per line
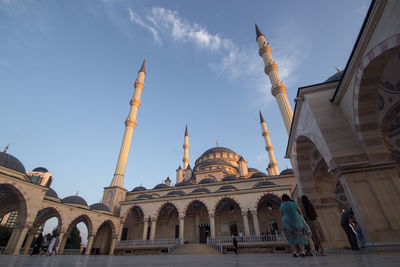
128,8,161,43
127,6,304,104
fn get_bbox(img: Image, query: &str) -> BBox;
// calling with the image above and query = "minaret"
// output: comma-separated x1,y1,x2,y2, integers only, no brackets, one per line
256,24,293,134
102,60,146,214
183,125,189,169
259,110,279,175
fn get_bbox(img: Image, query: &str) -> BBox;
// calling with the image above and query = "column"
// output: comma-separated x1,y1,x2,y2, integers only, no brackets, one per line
150,219,157,240
209,215,216,238
142,220,149,240
22,230,36,255
58,234,68,255
56,232,65,253
4,225,30,255
242,213,250,236
85,235,95,255
109,238,117,255
179,217,185,240
252,212,260,236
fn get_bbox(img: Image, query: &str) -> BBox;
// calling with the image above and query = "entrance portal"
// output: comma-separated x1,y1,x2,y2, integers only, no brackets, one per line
198,224,210,243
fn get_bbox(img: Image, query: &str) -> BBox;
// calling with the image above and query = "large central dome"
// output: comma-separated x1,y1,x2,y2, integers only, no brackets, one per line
194,146,240,174
200,147,237,157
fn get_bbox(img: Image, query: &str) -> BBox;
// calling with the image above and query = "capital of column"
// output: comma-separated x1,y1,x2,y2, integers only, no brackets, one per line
209,213,215,218
134,80,144,90
250,210,258,216
130,98,141,107
265,145,273,151
262,131,269,137
125,118,137,127
264,62,278,75
258,44,271,57
271,84,287,97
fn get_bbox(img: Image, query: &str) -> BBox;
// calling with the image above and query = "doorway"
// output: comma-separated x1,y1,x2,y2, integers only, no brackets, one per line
199,224,210,243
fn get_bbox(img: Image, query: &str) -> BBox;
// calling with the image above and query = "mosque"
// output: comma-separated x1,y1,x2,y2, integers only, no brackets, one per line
1,0,400,255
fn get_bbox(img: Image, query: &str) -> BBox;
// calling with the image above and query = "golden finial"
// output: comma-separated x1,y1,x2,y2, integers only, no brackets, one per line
3,144,9,153
216,140,219,147
335,66,341,72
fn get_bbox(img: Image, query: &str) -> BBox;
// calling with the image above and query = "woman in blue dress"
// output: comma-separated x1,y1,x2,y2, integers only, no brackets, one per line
280,194,308,257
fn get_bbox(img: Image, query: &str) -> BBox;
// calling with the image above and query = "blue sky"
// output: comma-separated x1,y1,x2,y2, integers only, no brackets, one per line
1,0,370,207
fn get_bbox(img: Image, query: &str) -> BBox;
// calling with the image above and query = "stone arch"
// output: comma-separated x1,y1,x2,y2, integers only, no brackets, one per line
153,201,181,219
213,196,244,215
64,214,93,236
214,196,244,237
255,193,283,235
121,205,145,241
253,193,282,212
183,199,211,243
31,206,63,233
154,202,179,239
353,34,400,161
183,199,210,217
0,183,28,226
92,220,116,255
121,204,145,223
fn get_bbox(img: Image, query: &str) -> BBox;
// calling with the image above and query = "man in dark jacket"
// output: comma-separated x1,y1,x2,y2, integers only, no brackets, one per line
233,237,238,254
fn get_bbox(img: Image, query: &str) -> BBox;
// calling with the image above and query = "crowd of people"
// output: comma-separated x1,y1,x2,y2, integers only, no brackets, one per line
280,193,364,257
30,232,60,256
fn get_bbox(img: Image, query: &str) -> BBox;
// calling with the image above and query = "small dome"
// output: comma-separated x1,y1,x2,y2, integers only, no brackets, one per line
222,175,238,181
250,172,268,178
191,188,210,194
136,194,153,200
199,178,216,184
248,168,259,173
131,186,147,192
90,203,110,212
200,147,237,157
166,190,185,197
32,167,49,173
153,184,170,190
62,196,88,206
254,181,276,188
45,188,58,198
176,180,193,187
324,70,344,83
279,168,294,175
217,185,237,192
0,152,26,173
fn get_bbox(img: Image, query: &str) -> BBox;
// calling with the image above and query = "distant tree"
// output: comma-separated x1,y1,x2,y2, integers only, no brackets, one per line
52,227,58,236
65,226,81,249
0,225,12,246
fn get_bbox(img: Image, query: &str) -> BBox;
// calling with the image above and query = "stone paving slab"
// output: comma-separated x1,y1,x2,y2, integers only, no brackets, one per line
1,253,400,267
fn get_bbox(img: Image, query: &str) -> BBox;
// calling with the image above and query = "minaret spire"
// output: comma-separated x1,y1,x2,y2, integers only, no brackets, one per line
110,60,146,187
183,124,189,169
259,110,279,175
256,24,293,134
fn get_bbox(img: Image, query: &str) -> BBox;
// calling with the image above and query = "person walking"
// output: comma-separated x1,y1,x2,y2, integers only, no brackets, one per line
47,233,59,256
232,236,238,254
280,194,308,257
301,195,327,256
340,209,358,250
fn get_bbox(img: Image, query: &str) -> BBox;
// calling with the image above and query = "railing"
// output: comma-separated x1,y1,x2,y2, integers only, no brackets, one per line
207,237,223,253
209,234,287,245
0,247,5,255
167,239,184,253
117,238,182,248
63,249,82,255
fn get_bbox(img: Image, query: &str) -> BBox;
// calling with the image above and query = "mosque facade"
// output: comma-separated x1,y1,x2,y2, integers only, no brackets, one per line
1,0,400,256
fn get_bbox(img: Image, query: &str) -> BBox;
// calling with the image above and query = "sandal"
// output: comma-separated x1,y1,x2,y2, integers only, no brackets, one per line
292,253,298,257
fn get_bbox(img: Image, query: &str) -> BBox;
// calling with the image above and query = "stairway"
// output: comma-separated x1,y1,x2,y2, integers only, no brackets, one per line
171,243,221,255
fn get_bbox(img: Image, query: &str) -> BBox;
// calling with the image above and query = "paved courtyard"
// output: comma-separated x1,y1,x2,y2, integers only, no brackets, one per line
1,253,400,267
